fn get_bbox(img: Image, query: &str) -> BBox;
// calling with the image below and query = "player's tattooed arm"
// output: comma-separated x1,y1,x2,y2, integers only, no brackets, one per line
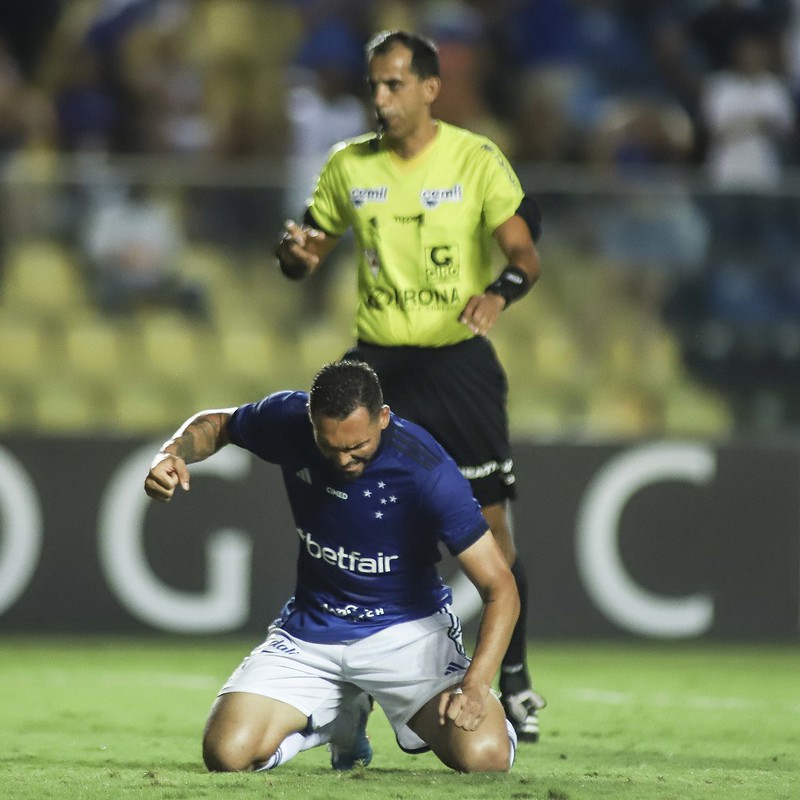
161,411,234,463
144,409,236,502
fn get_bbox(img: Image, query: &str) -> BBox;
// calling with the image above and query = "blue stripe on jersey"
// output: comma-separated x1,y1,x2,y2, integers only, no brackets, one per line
389,422,444,471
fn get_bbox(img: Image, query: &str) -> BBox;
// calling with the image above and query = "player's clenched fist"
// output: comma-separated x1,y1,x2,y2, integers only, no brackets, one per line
144,452,191,502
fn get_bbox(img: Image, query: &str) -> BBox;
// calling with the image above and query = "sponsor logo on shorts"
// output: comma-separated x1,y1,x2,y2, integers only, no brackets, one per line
297,528,399,574
261,633,300,656
460,458,514,481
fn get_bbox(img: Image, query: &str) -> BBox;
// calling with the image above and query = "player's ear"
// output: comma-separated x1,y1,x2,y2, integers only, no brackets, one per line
378,405,391,430
423,75,441,104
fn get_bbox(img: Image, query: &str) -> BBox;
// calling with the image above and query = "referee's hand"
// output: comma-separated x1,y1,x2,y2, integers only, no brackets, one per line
276,219,326,279
459,292,505,336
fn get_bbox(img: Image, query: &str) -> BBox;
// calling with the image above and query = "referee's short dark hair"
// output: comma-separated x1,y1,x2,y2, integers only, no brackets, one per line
366,30,440,78
310,361,384,421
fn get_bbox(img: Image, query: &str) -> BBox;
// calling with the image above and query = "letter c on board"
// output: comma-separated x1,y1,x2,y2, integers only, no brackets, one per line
576,442,716,638
0,447,43,615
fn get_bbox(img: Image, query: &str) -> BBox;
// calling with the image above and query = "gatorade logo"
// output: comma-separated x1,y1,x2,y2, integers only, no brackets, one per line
425,245,459,283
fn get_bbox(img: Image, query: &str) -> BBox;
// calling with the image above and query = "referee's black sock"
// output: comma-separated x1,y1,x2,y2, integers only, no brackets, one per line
500,557,531,697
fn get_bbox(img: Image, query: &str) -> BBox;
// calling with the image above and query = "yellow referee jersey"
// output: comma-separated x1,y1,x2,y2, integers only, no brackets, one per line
308,121,524,347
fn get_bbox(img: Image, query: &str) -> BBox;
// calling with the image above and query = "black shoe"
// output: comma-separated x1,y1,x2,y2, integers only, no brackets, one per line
501,689,547,743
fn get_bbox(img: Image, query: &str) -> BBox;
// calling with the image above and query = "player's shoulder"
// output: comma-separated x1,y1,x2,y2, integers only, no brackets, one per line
385,415,449,473
264,388,308,410
237,389,308,421
286,389,310,407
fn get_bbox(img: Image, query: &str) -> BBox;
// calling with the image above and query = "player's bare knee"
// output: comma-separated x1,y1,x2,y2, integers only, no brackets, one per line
203,730,264,772
453,735,511,774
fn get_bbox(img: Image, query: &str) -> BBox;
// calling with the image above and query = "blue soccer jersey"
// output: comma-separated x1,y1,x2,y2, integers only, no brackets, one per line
227,390,488,643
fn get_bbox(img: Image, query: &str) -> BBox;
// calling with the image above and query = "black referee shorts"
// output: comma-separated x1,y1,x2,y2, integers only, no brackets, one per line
343,337,515,506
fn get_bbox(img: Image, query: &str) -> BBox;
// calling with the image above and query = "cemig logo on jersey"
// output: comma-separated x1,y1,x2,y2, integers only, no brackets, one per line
350,186,388,209
420,184,463,209
297,528,399,574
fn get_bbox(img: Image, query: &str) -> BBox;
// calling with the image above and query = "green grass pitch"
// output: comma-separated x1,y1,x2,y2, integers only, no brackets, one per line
1,637,798,799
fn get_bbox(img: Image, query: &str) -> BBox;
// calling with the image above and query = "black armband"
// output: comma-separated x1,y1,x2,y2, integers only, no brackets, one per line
302,208,320,228
485,266,531,308
516,194,542,243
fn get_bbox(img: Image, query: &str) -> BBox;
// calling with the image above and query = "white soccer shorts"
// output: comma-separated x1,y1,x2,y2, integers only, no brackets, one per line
219,606,471,751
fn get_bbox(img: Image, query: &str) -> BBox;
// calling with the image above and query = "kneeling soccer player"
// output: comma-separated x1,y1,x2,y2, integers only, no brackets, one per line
144,360,520,773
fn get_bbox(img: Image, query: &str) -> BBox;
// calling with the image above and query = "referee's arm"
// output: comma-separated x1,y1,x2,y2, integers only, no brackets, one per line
493,214,541,293
459,214,540,335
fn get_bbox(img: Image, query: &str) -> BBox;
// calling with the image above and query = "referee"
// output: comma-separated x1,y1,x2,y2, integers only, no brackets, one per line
276,29,544,742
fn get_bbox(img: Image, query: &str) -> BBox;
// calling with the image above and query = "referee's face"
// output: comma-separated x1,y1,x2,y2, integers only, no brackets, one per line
368,44,439,145
312,404,391,481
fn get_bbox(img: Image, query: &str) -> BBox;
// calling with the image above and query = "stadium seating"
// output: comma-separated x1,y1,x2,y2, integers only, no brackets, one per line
32,376,98,433
64,319,126,382
2,240,87,320
0,199,735,439
0,317,47,386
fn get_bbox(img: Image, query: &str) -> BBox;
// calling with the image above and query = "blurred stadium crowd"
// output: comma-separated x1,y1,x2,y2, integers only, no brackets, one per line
0,0,799,438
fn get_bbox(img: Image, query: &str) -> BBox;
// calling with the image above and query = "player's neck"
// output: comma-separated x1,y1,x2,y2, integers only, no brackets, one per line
387,119,439,160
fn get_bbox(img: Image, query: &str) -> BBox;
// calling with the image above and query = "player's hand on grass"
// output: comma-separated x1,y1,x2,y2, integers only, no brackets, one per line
459,292,505,336
276,219,327,279
145,453,191,502
438,683,489,731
